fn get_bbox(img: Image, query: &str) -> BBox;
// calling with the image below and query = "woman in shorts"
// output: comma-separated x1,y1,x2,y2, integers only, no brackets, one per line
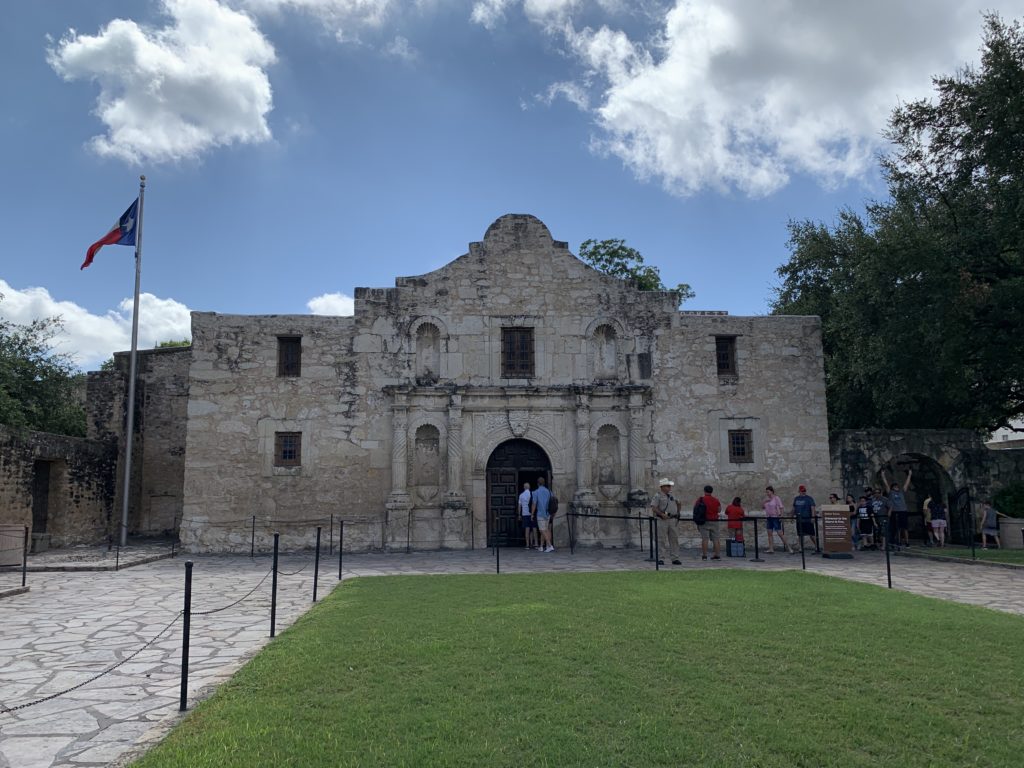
762,486,791,554
928,496,947,547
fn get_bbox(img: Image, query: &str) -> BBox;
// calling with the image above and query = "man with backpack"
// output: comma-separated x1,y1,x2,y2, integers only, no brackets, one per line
694,485,723,561
531,475,556,553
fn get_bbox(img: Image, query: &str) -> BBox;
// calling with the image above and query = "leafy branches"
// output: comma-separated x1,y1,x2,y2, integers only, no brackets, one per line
578,238,694,305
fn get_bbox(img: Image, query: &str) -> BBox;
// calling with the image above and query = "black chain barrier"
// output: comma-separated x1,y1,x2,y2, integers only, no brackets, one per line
0,610,183,715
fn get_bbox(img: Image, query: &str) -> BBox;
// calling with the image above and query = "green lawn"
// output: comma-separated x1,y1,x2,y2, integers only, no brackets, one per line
134,571,1024,768
903,544,1024,565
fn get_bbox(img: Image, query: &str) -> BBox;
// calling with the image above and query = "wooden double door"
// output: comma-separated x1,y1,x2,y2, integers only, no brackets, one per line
486,439,551,547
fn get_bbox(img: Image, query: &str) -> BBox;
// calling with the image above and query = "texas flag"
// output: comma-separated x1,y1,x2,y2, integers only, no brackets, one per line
81,198,139,269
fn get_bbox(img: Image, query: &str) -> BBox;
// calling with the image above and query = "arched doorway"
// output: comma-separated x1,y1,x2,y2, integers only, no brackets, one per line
486,439,552,546
874,453,961,543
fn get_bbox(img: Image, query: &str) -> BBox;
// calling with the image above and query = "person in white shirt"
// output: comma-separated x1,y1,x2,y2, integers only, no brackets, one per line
519,482,537,549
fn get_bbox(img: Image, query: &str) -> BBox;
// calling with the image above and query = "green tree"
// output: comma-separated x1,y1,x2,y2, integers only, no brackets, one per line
0,303,86,437
579,238,695,304
156,339,190,348
773,14,1024,432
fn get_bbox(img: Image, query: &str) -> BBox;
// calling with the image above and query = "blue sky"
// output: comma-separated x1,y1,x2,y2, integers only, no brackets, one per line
2,0,1020,369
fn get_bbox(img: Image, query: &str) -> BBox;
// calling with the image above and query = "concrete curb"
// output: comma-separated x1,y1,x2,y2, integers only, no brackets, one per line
895,550,1024,571
0,551,175,573
0,585,29,599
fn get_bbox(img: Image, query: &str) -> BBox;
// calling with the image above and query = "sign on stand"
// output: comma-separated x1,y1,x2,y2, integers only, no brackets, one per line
820,504,853,559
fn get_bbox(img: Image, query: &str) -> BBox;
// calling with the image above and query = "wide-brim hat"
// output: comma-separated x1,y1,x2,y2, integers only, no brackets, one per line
658,478,675,486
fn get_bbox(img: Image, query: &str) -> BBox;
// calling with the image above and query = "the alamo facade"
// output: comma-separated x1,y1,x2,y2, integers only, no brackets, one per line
89,214,833,552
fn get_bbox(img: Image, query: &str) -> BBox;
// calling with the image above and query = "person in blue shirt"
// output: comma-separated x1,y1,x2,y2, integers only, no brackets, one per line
792,485,818,552
531,476,555,553
881,468,913,548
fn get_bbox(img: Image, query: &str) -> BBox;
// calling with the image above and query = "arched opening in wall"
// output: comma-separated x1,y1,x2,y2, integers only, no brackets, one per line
415,323,441,385
592,324,618,381
874,453,959,544
486,439,552,547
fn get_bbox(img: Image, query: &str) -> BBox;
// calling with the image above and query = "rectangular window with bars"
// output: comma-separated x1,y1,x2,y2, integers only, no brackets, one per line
278,336,302,377
274,432,302,467
728,429,753,463
716,336,737,376
501,327,535,378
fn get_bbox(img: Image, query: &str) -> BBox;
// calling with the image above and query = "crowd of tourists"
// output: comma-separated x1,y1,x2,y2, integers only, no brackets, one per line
649,479,821,564
518,471,1008,561
648,473,1009,565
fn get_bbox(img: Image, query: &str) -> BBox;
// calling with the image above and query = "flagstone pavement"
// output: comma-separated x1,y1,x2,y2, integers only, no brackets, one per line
2,545,1023,768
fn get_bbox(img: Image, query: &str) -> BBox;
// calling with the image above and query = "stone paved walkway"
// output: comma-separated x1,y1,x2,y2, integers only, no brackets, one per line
1,546,1023,768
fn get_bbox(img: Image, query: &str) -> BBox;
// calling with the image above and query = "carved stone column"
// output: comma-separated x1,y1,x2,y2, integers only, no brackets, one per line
573,393,597,512
445,393,466,507
386,394,411,549
626,392,649,508
575,394,593,492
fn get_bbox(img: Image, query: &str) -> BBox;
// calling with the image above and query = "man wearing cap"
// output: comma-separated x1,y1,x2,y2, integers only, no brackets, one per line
651,479,682,565
792,485,818,552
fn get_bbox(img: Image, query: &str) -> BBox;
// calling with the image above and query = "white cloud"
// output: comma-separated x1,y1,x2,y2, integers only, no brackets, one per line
471,0,578,31
48,0,276,164
515,0,1019,197
307,292,355,315
540,80,590,109
470,0,515,30
0,280,192,370
384,35,418,61
241,0,394,40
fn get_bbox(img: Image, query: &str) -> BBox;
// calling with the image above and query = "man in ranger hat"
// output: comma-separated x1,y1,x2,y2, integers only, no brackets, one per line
651,478,683,565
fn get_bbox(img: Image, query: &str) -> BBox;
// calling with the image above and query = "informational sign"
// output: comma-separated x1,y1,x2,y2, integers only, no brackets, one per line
820,504,853,559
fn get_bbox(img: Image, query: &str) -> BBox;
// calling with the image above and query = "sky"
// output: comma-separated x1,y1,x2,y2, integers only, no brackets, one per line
2,0,1021,370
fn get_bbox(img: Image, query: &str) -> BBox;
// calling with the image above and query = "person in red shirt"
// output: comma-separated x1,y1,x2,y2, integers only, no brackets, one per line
725,497,745,543
695,485,723,560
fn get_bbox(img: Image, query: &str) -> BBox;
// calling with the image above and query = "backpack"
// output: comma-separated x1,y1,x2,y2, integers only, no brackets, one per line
692,497,708,525
549,495,559,515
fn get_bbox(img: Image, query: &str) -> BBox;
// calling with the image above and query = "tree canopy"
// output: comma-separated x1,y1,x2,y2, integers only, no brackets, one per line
0,302,86,437
579,238,695,305
773,14,1024,432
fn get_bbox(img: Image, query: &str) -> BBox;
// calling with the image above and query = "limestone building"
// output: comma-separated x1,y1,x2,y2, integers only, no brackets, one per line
177,214,832,552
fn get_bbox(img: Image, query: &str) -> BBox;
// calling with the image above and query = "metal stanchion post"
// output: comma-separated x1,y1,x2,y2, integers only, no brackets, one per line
329,514,334,556
750,517,763,563
799,520,806,571
638,511,644,552
251,515,256,558
883,519,893,589
21,526,29,587
653,517,660,570
179,560,192,712
647,518,655,561
270,532,279,637
569,513,575,555
970,512,977,560
313,526,322,603
115,544,120,572
338,520,344,581
496,542,500,574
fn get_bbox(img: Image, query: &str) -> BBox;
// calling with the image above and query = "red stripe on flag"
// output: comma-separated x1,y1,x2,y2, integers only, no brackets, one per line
81,225,122,270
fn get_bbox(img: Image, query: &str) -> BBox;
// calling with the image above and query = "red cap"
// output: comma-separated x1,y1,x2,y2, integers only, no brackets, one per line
798,485,807,492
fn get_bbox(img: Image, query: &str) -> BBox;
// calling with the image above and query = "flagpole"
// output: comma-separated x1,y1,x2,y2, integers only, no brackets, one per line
120,175,146,547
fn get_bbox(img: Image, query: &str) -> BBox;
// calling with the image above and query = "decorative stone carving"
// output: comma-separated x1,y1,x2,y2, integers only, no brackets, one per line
508,409,529,437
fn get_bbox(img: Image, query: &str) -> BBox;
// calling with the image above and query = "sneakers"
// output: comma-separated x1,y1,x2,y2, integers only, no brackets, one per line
544,546,555,553
711,555,721,560
672,559,682,565
656,559,665,565
701,555,707,561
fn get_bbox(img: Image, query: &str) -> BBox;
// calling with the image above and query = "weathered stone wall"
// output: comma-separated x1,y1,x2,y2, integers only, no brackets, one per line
830,429,1024,536
86,347,190,537
0,425,116,548
181,214,832,552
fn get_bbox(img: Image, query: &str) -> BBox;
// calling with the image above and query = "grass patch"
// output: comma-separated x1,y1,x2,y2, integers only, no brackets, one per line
134,571,1024,767
904,545,1024,565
